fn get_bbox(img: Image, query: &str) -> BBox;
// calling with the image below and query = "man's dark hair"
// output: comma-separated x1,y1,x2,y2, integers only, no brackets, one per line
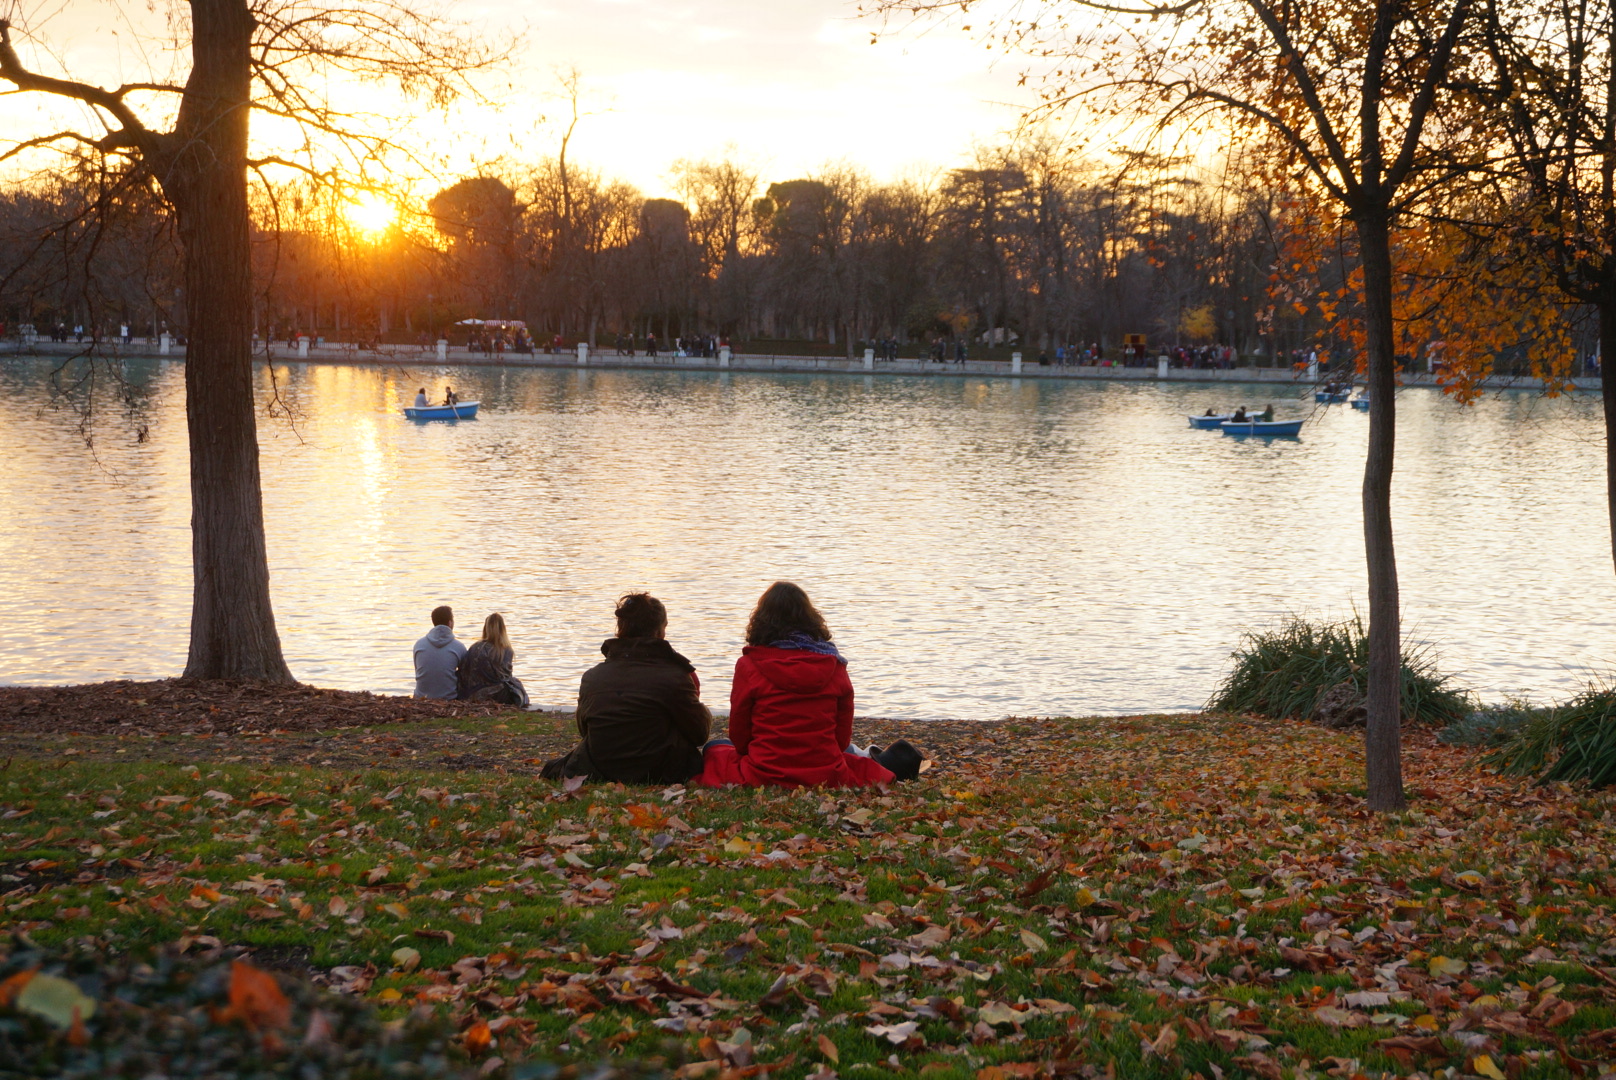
615,592,667,638
430,605,454,627
745,581,831,646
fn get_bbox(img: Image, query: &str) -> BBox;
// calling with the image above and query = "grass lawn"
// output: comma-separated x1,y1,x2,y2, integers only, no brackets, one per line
3,710,1615,1079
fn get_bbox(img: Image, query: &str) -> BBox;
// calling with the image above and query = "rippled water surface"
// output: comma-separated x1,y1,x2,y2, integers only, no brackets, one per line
0,359,1610,717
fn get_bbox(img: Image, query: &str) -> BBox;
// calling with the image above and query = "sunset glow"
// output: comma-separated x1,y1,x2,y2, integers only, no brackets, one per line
0,2,1042,198
344,192,397,236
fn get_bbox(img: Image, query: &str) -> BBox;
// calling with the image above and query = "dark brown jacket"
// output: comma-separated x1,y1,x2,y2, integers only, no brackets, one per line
542,637,711,783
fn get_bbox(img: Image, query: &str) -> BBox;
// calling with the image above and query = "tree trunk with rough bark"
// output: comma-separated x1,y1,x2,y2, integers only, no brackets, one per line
1355,208,1405,812
170,0,293,682
1598,285,1616,578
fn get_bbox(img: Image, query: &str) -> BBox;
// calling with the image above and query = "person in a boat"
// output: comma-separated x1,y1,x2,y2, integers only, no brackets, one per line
442,386,459,406
456,612,529,706
1231,406,1249,422
1203,407,1217,417
691,581,923,790
414,387,428,408
1258,404,1275,421
541,592,712,784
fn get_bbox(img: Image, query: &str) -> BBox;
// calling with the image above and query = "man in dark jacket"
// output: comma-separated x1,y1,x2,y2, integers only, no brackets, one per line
541,593,711,783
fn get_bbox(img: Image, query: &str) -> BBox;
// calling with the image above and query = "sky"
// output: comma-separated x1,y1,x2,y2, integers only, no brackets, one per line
0,0,1051,199
468,0,1040,193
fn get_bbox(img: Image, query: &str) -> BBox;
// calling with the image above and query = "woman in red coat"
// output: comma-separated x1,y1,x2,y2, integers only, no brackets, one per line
694,582,919,789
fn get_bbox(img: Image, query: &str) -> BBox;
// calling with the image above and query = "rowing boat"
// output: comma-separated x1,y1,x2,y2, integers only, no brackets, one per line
1220,418,1304,436
404,400,480,420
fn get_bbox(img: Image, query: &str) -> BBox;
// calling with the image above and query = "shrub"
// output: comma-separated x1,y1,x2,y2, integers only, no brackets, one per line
1439,699,1545,747
1206,614,1470,727
1484,683,1616,787
0,941,656,1080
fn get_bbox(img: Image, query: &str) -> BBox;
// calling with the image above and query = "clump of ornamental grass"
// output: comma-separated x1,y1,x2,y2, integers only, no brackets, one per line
1206,613,1470,727
1440,697,1546,747
1484,681,1616,787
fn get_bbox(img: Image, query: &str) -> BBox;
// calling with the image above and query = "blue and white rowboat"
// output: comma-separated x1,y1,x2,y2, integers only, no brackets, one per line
1188,414,1233,429
404,400,480,420
1315,389,1350,403
1221,418,1304,436
1350,397,1370,412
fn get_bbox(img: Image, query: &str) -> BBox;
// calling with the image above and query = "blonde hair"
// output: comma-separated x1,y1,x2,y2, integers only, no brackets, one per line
479,612,512,652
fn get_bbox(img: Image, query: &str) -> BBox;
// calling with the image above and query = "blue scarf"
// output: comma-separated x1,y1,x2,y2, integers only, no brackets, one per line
769,631,846,665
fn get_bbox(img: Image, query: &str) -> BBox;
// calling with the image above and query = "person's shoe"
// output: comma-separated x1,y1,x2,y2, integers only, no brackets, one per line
873,739,923,781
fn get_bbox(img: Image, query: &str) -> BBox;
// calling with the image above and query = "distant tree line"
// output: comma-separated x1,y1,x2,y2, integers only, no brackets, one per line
1,141,1364,360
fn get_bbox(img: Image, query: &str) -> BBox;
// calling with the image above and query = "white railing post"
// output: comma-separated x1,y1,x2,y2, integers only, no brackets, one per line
577,342,589,365
296,335,309,359
436,338,448,361
1011,351,1023,374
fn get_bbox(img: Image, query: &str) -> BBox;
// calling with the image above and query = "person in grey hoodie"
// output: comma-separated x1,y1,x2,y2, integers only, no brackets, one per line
413,605,468,699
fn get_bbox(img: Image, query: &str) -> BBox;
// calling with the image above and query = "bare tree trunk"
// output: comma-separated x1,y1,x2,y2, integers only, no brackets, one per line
172,0,292,682
1355,209,1405,811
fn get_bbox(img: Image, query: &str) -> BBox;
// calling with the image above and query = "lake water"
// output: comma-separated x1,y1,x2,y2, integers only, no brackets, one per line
0,358,1611,718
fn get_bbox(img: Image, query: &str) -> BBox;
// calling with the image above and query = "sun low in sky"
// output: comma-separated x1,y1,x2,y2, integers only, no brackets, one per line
345,192,398,237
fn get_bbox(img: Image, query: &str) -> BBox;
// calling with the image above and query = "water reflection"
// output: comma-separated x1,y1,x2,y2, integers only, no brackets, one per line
0,357,1610,718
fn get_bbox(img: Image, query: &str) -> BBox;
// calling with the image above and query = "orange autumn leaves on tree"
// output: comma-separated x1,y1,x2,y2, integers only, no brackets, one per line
1267,184,1578,401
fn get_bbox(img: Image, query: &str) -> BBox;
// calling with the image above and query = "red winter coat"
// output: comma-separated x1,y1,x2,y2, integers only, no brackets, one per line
694,646,894,789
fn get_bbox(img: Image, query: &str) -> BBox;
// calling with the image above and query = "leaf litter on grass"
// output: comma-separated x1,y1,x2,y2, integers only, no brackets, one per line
2,712,1616,1078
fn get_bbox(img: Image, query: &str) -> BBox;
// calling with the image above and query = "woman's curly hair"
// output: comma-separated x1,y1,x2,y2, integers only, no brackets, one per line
745,581,831,646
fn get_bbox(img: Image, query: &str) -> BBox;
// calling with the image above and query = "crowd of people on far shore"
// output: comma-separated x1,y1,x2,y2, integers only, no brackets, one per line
4,321,159,345
463,326,532,355
411,582,924,791
611,332,728,358
881,338,1249,368
39,322,90,343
